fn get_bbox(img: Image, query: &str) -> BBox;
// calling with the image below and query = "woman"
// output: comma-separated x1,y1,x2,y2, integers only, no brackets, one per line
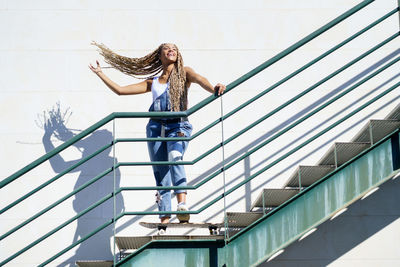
89,43,225,224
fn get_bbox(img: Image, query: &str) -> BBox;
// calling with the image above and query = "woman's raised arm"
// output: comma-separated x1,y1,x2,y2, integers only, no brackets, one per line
89,60,152,95
185,66,225,95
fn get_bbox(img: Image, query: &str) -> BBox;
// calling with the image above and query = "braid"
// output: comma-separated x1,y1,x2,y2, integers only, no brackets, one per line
92,41,163,79
168,46,187,111
93,42,188,111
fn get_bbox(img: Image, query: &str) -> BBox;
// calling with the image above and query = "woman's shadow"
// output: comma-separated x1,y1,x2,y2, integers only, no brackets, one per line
39,104,124,265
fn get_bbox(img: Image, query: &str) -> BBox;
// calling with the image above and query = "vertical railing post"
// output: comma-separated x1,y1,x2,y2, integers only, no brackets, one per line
368,123,374,145
112,119,117,265
219,94,229,267
262,191,266,216
298,168,302,192
397,1,400,30
334,145,338,169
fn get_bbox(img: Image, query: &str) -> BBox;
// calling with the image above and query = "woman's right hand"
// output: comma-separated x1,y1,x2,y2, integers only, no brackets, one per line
89,60,102,75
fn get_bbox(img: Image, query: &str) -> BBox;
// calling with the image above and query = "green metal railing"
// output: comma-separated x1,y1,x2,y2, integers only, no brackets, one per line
117,127,400,267
2,5,397,215
1,1,399,265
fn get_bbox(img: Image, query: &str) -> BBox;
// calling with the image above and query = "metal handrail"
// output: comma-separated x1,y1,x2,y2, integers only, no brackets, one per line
117,118,400,267
2,6,396,217
3,28,397,244
45,80,400,267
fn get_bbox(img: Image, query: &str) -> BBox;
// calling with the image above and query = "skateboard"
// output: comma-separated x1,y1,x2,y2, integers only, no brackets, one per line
139,222,224,235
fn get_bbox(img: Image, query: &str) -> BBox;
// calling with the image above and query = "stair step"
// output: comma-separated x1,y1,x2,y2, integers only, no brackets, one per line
115,235,224,250
317,142,370,167
251,188,299,210
225,212,264,228
284,165,335,188
351,119,400,144
75,261,113,267
385,103,400,120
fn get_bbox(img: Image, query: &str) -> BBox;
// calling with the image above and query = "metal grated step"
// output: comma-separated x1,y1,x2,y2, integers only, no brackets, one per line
351,119,400,144
115,235,224,250
317,142,370,167
284,165,335,188
75,261,113,267
116,236,151,250
225,212,264,228
251,188,299,210
385,103,400,120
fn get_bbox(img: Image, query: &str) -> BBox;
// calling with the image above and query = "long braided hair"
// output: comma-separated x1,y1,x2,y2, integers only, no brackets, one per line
92,42,188,111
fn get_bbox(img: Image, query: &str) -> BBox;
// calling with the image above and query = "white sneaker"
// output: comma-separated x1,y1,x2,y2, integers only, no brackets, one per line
157,225,167,235
177,202,190,223
157,228,166,235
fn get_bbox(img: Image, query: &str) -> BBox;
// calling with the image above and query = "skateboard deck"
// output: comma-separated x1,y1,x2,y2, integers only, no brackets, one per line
140,222,224,235
140,222,224,228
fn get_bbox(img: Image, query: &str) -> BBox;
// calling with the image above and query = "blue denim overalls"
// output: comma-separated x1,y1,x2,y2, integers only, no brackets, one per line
146,84,193,218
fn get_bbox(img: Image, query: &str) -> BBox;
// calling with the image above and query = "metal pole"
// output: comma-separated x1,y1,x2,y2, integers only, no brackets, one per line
262,191,266,216
398,1,400,30
113,119,117,266
219,94,229,267
298,168,302,191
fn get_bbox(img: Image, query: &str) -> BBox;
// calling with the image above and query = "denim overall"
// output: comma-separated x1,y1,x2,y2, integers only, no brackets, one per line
146,86,193,218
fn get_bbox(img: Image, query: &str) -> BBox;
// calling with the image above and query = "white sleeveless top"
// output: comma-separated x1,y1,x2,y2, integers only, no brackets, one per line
151,77,168,102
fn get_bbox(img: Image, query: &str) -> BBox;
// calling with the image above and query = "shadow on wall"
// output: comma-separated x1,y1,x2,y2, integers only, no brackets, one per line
38,103,124,266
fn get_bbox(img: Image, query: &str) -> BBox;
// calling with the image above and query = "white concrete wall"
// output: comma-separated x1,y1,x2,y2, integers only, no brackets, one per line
0,0,399,266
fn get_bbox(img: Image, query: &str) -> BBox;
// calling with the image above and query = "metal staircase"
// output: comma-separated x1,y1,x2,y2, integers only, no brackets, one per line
110,105,399,267
1,1,399,266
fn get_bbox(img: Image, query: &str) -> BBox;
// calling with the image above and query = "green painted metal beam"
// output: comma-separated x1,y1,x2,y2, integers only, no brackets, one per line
117,240,225,267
